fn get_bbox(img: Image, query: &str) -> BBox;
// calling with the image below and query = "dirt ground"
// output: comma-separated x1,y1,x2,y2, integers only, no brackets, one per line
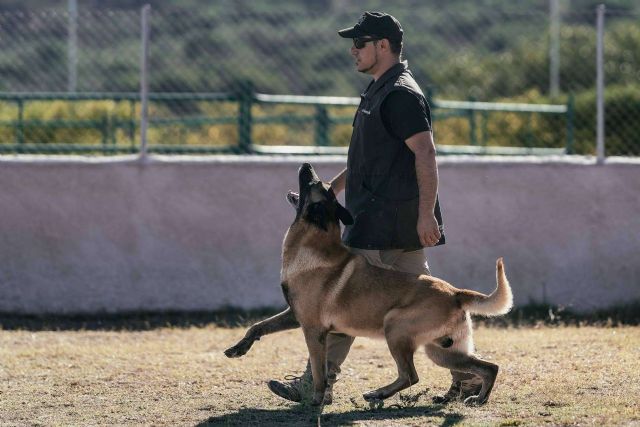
1,324,639,426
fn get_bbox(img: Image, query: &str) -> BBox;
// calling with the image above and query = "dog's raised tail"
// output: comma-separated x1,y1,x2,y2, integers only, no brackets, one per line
458,258,513,316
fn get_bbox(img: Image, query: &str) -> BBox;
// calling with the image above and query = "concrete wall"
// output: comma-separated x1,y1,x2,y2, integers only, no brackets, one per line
1,155,638,314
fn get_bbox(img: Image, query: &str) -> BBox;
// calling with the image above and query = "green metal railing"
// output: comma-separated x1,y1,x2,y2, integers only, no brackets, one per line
0,91,236,154
0,89,574,155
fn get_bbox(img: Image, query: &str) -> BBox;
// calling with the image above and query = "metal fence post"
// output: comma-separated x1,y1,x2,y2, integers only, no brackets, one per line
314,105,329,146
525,113,534,148
67,0,78,92
481,111,488,146
549,0,560,97
238,80,254,153
139,4,150,160
596,4,605,164
16,98,25,148
468,98,477,145
129,99,136,151
101,116,108,148
566,93,574,154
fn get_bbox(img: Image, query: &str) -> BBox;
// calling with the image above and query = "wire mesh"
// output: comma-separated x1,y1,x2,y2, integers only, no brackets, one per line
0,2,638,155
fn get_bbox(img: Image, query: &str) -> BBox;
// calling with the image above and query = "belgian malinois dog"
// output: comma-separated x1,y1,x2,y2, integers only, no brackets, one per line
225,163,513,406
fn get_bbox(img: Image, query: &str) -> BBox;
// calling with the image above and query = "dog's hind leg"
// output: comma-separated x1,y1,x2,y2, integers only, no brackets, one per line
363,326,418,402
425,343,498,405
224,308,299,358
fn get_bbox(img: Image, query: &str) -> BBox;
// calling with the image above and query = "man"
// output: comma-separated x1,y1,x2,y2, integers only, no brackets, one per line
268,11,481,404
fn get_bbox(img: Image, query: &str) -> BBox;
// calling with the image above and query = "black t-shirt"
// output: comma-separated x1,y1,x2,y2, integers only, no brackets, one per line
380,90,432,141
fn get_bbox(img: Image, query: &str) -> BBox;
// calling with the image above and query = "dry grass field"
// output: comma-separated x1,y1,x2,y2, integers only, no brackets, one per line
1,323,639,426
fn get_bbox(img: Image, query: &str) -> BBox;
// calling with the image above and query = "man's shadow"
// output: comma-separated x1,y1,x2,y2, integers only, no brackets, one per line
197,403,464,426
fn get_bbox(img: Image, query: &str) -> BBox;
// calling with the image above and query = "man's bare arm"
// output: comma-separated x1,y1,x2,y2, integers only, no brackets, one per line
405,130,441,247
329,167,347,195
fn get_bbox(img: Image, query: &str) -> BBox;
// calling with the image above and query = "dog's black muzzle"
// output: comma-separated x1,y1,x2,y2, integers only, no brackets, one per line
298,162,320,188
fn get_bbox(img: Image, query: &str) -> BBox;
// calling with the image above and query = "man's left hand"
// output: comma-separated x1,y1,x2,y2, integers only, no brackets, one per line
417,214,441,247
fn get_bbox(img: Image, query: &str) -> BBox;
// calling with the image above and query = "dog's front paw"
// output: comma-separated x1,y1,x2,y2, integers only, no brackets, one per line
223,339,252,358
463,395,488,406
223,346,242,358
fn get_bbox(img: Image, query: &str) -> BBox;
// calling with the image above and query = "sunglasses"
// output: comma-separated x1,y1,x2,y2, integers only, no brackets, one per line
352,37,380,49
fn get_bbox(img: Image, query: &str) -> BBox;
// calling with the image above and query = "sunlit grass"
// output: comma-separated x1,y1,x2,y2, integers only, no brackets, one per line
1,325,638,425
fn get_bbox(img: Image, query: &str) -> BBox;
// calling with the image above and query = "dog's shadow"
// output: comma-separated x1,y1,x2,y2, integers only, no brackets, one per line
197,403,464,426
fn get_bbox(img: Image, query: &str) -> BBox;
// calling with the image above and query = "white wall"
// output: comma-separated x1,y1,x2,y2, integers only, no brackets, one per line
1,155,638,314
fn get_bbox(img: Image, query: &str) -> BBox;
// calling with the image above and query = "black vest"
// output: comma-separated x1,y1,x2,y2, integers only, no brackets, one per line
342,61,445,250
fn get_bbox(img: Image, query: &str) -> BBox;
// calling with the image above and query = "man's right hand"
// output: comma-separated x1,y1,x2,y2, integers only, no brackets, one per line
417,213,441,247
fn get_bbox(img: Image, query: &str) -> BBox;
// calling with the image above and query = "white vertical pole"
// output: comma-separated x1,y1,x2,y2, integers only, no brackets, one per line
140,4,150,160
549,0,560,97
596,4,605,164
67,0,78,92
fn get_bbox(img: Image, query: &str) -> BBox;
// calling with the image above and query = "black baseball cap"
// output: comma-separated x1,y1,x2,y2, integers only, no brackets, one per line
338,11,403,42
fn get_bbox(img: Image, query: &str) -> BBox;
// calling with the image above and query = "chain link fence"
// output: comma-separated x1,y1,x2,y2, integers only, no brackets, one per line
0,1,638,156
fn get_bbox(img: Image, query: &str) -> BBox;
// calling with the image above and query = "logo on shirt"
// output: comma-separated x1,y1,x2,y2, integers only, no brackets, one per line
360,109,371,115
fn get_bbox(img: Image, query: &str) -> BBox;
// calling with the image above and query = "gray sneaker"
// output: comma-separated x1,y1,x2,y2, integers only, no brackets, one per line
267,374,310,403
267,374,334,404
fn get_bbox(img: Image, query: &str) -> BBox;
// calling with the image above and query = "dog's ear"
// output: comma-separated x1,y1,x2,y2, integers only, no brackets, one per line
286,191,299,208
335,202,354,225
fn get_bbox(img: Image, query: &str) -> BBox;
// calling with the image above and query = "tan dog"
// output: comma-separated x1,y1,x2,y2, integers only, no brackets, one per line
225,163,513,406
